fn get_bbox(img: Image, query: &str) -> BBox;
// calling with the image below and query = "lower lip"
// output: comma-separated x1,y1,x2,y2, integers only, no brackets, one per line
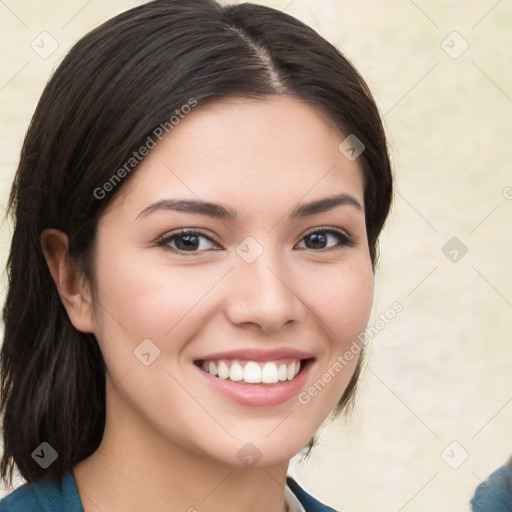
195,360,314,407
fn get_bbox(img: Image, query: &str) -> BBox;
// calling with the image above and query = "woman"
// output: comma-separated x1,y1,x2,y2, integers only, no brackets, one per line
0,1,392,510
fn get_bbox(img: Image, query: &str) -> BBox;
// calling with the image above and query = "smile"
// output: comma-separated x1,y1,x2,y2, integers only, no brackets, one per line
193,349,316,406
196,359,302,384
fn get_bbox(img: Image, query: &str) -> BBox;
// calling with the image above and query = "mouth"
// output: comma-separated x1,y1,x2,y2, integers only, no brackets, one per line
193,357,315,385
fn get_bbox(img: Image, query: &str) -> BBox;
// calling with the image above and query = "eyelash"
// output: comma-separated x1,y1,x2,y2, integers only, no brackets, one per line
156,227,354,255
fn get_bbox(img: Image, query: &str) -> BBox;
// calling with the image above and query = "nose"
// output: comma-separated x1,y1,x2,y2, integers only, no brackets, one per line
224,244,306,332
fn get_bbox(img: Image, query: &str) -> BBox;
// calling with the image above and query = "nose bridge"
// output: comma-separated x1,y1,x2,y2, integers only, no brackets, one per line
225,234,304,330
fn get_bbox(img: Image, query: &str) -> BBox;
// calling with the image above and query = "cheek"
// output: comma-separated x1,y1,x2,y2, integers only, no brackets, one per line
89,254,220,419
299,260,373,406
306,260,374,343
91,248,227,352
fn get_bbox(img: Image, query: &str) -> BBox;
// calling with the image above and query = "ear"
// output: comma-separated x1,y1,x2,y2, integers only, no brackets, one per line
40,228,95,333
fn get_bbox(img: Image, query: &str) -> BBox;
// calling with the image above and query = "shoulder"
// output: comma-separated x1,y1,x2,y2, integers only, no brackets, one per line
286,475,347,512
471,458,512,512
0,472,83,512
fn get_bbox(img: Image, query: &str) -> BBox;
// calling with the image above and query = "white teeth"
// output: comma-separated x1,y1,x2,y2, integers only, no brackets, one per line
230,361,244,381
200,359,302,384
261,362,279,384
243,361,261,383
278,364,288,381
287,361,296,381
217,361,229,379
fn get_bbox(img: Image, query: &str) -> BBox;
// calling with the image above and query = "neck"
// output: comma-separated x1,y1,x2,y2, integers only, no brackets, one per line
73,383,291,512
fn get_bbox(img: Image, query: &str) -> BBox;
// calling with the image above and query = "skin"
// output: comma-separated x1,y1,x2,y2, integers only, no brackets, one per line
42,95,374,512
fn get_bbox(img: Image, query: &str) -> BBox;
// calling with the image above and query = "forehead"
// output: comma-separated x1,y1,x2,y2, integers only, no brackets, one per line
106,95,365,221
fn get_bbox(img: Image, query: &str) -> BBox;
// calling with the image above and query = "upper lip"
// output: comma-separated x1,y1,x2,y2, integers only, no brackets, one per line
194,347,315,362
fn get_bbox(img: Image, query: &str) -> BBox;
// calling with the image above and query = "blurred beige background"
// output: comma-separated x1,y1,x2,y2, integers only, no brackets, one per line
1,1,511,511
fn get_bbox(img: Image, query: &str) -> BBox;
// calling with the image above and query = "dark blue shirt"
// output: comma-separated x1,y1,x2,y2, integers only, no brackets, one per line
0,472,339,512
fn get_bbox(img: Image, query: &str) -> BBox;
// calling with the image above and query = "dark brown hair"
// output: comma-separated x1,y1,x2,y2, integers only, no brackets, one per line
0,0,392,487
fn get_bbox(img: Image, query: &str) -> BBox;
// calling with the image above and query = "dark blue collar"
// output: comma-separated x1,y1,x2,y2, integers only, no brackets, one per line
286,475,339,511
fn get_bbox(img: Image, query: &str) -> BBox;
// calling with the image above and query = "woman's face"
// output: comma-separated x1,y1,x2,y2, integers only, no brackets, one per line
88,95,374,468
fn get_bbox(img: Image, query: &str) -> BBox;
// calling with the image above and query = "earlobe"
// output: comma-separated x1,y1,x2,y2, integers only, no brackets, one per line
40,228,95,333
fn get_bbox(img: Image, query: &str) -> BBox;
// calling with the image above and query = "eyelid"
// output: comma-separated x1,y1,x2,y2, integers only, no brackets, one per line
160,227,217,239
156,228,220,247
298,225,355,249
301,225,352,240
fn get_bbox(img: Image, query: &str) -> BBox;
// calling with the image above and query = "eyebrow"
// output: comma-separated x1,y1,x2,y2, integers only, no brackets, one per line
135,193,363,221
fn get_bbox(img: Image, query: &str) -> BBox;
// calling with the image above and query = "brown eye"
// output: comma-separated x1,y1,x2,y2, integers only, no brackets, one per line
297,229,354,251
158,230,219,254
